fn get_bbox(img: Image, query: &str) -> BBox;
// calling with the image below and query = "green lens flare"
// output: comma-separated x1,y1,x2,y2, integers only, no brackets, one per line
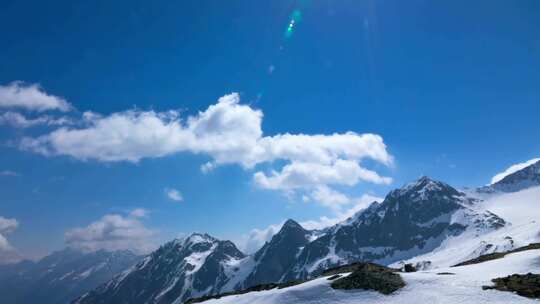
284,9,302,39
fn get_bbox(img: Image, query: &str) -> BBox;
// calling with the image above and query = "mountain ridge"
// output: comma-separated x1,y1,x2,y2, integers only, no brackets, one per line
0,248,140,304
71,172,534,304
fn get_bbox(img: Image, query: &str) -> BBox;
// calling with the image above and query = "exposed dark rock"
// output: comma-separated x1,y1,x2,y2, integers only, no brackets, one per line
326,274,342,281
242,219,312,288
330,263,405,295
452,243,540,267
403,263,416,273
436,272,455,275
483,273,540,298
322,262,399,276
413,260,432,271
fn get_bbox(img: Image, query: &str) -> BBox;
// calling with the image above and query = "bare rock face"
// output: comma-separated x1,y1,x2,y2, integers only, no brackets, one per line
483,273,540,299
330,263,405,295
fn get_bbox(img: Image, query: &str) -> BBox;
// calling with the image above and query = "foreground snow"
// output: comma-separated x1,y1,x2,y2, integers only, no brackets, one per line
200,249,540,304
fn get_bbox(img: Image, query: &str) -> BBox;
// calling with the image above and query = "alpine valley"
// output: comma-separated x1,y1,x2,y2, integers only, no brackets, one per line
67,159,540,304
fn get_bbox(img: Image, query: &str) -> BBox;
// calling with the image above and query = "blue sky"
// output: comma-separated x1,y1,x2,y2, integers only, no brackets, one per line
0,0,539,261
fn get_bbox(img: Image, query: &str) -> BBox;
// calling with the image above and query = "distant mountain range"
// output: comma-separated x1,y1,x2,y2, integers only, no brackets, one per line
2,159,538,304
74,160,540,304
0,248,139,304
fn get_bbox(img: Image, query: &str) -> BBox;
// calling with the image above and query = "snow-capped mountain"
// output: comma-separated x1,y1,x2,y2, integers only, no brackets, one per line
397,183,540,269
283,177,505,279
191,167,540,303
489,159,540,193
0,248,139,304
239,219,312,288
74,233,246,304
75,176,516,304
191,246,540,304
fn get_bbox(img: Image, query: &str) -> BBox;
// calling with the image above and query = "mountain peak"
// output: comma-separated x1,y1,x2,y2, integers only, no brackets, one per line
281,219,305,232
392,176,455,197
412,175,442,188
185,232,217,243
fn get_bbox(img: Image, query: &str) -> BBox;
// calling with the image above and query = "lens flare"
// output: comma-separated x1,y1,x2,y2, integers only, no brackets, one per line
285,10,302,39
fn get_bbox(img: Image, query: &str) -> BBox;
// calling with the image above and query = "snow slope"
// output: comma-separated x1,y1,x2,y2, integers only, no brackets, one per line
200,249,540,304
393,186,540,268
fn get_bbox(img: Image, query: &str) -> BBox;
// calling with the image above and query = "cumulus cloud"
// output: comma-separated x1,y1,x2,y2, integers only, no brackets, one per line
0,216,21,264
0,82,72,112
309,185,351,210
65,209,156,254
0,111,72,128
166,188,183,202
254,159,391,191
19,92,393,210
300,194,382,230
491,157,540,184
237,221,285,254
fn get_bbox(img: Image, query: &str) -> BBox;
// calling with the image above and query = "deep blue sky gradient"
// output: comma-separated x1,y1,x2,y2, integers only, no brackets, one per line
0,0,539,258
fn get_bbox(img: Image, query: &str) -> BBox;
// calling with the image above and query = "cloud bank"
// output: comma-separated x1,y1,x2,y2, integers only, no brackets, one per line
65,209,156,254
19,92,393,209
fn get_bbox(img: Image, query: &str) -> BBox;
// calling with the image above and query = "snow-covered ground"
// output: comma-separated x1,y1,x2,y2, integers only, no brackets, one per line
200,249,540,304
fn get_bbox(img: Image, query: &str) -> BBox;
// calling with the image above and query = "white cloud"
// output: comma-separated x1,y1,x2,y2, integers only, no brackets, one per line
254,160,391,191
200,162,216,174
0,216,21,265
309,185,351,210
236,221,285,254
0,111,72,128
129,208,149,218
491,158,540,184
0,170,20,177
166,188,183,202
19,92,393,210
0,82,72,112
300,194,382,230
65,210,156,254
0,217,18,235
